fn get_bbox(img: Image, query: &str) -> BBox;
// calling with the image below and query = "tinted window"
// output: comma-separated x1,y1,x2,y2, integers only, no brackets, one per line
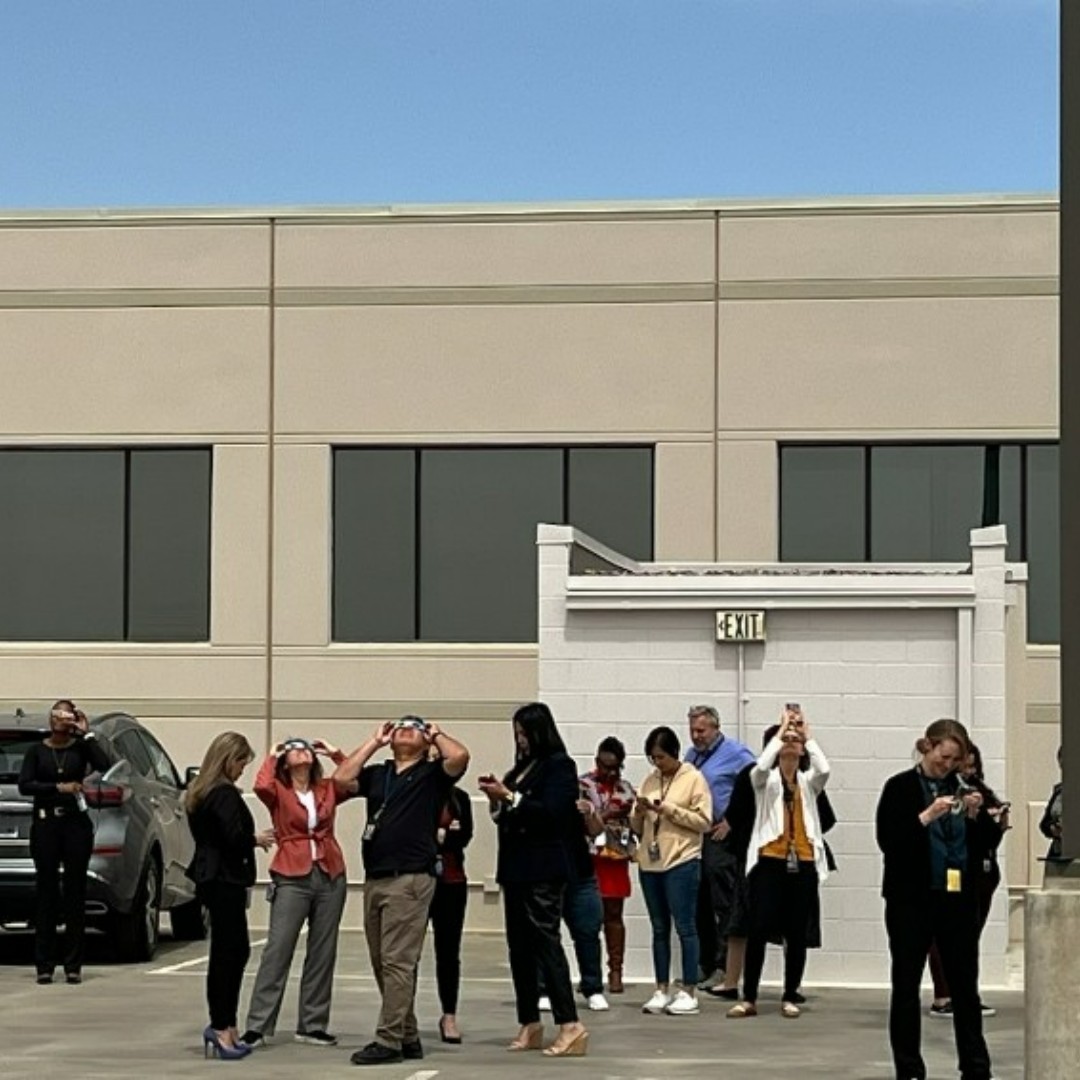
1027,444,1060,644
870,445,986,561
127,450,211,641
0,451,126,640
780,441,1057,642
0,731,46,781
114,729,154,778
420,449,563,642
135,730,180,788
0,448,211,642
333,449,416,642
334,446,653,643
780,446,865,561
567,448,653,561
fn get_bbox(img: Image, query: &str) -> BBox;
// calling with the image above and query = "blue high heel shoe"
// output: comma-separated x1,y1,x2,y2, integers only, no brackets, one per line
203,1025,251,1060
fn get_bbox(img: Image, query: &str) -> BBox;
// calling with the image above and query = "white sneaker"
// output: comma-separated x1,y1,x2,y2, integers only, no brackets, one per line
538,995,552,1012
586,993,610,1011
642,989,673,1014
665,990,700,1015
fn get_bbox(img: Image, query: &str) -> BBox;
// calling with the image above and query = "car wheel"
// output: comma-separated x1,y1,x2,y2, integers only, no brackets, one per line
169,896,208,941
113,853,162,962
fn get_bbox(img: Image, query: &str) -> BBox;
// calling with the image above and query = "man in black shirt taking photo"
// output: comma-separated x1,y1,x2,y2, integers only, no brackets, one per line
336,715,470,1065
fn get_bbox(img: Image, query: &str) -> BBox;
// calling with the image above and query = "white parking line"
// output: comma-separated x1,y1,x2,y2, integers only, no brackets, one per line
403,1071,438,1080
146,937,268,974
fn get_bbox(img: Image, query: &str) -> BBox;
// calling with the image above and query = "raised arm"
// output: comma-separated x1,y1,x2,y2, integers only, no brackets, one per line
333,723,392,793
254,751,282,809
426,723,470,779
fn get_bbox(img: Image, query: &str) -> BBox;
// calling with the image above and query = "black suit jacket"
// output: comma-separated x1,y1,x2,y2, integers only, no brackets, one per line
186,783,258,888
495,751,580,886
875,767,999,903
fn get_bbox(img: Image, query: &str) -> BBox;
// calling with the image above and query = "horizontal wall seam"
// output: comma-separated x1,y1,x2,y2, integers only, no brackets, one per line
0,277,1055,309
0,288,270,308
719,276,1058,301
275,283,715,306
0,699,526,721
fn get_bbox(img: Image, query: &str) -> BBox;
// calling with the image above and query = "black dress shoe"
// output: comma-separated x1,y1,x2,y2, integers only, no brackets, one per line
350,1042,404,1065
705,986,739,1000
403,1040,423,1060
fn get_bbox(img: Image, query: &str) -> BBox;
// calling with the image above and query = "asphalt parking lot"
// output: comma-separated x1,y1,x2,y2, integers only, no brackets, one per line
0,929,1024,1079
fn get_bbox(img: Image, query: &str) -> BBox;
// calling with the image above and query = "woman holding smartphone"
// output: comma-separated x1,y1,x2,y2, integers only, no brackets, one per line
927,742,1009,1020
876,718,997,1080
478,702,589,1057
726,707,830,1020
240,736,350,1050
19,700,110,985
630,726,712,1017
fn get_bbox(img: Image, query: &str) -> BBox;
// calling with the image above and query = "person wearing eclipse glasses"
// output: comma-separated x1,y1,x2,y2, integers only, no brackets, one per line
18,699,111,986
239,736,351,1051
334,714,470,1066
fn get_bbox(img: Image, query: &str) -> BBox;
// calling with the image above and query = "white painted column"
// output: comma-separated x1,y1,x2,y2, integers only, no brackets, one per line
969,524,1010,985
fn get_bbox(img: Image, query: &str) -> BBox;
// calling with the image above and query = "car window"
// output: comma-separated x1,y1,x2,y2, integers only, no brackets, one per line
0,731,46,782
114,729,154,778
136,730,180,788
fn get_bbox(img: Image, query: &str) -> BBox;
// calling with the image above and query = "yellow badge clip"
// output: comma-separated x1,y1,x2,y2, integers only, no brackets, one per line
946,868,962,893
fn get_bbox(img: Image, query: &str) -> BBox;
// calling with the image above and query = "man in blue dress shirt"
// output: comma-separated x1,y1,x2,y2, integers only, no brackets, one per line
684,704,756,991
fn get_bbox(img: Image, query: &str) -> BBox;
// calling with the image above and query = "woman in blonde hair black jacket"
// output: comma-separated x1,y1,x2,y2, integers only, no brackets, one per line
186,732,274,1060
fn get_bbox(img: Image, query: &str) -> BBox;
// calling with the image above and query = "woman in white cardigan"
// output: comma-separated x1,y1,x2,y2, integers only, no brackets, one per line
727,706,830,1020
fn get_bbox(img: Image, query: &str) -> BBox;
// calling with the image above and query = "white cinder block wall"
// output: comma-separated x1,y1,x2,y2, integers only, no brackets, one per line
537,524,1013,989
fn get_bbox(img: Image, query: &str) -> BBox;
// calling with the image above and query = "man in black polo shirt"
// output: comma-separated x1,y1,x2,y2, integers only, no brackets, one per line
336,715,469,1065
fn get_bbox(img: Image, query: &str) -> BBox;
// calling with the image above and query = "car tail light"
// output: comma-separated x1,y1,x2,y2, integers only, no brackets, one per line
83,781,130,807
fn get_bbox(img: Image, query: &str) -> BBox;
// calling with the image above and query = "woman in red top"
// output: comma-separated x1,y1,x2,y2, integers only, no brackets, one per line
578,736,637,994
240,737,350,1050
427,786,474,1043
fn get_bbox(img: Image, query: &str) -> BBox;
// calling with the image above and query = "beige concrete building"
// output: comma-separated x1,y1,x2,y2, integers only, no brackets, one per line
0,195,1059,945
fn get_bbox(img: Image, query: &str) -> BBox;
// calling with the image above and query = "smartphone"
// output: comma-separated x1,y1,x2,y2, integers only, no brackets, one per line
785,702,801,713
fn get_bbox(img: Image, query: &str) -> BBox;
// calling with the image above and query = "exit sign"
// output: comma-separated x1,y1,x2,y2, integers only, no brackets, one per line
715,610,766,642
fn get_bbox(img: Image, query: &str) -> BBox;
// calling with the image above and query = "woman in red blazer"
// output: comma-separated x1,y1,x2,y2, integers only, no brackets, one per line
240,737,351,1050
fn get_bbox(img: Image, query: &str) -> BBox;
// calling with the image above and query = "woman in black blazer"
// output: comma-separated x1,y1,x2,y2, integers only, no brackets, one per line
185,732,274,1060
875,718,998,1080
478,702,588,1058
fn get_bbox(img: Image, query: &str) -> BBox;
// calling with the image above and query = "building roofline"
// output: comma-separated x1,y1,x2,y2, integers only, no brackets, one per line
0,191,1060,227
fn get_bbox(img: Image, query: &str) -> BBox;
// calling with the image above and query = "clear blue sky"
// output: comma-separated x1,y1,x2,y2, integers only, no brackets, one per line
0,0,1058,210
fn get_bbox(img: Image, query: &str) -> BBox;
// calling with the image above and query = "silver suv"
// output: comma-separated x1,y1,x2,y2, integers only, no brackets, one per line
0,709,206,960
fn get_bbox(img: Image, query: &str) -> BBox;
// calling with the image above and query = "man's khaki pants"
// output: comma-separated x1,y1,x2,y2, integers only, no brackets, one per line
364,872,436,1049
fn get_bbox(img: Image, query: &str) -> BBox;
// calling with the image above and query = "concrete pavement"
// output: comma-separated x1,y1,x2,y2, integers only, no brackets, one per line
0,929,1023,1079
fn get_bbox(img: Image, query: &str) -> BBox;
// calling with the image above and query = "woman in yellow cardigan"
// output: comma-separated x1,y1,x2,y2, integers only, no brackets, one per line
630,726,712,1018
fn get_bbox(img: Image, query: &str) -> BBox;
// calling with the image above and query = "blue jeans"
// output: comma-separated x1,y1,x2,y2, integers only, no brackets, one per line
537,875,604,997
639,860,701,988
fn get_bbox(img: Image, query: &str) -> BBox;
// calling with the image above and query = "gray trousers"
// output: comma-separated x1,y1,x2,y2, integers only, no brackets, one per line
245,867,347,1036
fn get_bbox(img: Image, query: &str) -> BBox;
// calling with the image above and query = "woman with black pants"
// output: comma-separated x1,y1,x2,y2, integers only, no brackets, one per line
185,731,275,1060
478,702,588,1058
876,718,997,1080
428,785,474,1043
19,700,110,985
726,707,830,1020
